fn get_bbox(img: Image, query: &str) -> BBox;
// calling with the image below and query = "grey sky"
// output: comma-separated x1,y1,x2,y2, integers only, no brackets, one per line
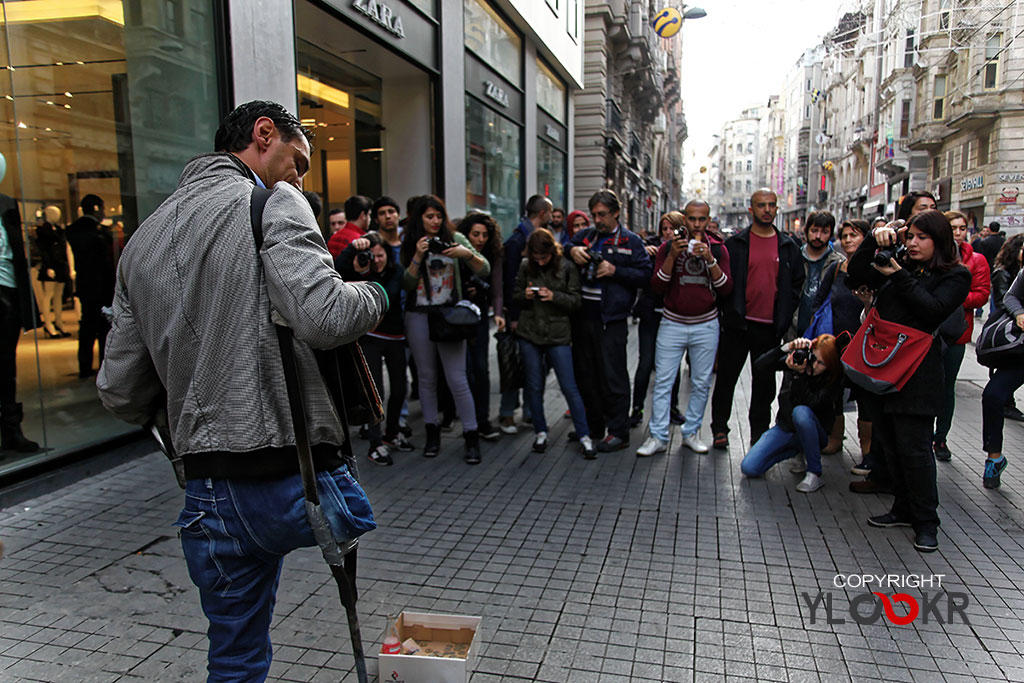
679,0,851,177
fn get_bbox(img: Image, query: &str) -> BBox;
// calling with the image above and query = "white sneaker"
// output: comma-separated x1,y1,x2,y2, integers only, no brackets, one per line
789,455,807,474
579,435,596,459
636,436,667,457
796,472,824,492
682,432,709,454
499,417,518,434
532,431,548,453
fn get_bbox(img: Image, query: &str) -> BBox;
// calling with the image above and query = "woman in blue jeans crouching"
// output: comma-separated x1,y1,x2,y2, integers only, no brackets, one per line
740,334,844,492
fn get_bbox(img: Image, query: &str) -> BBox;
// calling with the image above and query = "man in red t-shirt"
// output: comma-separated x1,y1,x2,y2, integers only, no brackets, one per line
710,189,804,450
326,195,371,257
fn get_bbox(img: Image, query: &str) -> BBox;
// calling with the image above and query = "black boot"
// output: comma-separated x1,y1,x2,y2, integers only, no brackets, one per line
1,402,40,453
423,423,441,458
464,430,481,465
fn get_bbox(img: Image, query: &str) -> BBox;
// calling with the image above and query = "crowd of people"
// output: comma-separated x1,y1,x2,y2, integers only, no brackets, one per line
326,182,1023,554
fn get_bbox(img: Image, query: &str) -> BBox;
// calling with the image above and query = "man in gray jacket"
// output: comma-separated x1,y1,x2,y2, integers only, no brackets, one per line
97,101,387,681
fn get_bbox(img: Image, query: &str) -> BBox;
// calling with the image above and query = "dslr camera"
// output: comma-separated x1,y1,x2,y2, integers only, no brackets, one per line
585,248,604,280
873,242,907,267
355,249,373,269
792,348,813,365
428,237,453,254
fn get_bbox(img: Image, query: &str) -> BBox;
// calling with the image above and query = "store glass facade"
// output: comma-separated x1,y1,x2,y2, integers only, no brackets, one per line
537,141,565,210
465,97,521,234
0,1,223,476
464,0,521,87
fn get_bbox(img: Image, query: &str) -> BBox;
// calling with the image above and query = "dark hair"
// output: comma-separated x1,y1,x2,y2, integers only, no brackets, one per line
457,211,503,263
360,230,394,271
214,100,312,153
525,194,552,219
904,209,960,272
839,218,869,239
302,191,322,219
344,195,372,222
525,228,562,277
871,217,888,228
328,208,345,219
994,234,1024,272
989,221,1001,230
80,194,104,215
401,195,454,267
372,196,400,222
896,191,936,222
553,207,565,215
588,189,621,215
805,210,836,237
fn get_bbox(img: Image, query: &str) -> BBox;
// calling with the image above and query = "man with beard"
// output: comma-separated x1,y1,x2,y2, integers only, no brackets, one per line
549,207,569,246
794,210,844,335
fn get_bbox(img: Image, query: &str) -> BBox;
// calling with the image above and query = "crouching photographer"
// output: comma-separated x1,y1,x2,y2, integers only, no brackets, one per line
845,210,970,553
739,334,844,493
336,232,410,465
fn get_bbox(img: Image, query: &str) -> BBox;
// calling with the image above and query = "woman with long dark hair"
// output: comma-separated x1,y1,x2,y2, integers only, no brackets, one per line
457,211,504,441
846,210,970,552
401,196,490,463
895,191,937,222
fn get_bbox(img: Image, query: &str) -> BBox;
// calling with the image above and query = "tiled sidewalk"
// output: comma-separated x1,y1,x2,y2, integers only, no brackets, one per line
1,331,1023,682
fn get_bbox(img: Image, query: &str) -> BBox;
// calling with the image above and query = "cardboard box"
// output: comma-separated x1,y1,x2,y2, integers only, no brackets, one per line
378,611,482,683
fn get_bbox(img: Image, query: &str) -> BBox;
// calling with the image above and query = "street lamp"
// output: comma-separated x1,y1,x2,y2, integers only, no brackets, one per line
682,6,707,19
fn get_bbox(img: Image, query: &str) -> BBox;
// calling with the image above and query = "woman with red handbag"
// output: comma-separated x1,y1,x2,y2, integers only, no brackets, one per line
845,210,970,553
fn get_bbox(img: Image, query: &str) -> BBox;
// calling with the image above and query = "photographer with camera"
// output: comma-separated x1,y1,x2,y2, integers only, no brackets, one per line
637,200,731,456
568,189,653,452
513,229,596,458
846,210,970,552
336,232,411,465
739,334,844,492
401,195,489,463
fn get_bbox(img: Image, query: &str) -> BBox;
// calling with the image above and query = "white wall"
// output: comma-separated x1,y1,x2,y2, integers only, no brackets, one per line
495,0,584,87
229,0,297,112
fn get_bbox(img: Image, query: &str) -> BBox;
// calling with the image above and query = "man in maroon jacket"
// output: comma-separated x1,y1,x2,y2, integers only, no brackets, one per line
637,200,732,456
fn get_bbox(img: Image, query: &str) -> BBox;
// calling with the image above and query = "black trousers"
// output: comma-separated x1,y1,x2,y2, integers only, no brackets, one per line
78,297,110,375
875,412,939,533
360,336,407,445
710,321,779,442
0,286,20,406
573,317,629,440
465,317,491,426
632,310,680,413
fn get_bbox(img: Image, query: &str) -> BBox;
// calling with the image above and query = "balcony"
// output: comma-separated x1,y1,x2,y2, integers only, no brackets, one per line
875,138,912,177
606,98,625,140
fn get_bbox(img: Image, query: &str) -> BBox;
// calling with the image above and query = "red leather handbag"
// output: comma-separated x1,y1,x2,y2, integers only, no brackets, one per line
841,307,935,394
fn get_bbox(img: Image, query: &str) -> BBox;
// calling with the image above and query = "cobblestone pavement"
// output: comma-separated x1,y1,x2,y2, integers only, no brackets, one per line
2,326,1023,683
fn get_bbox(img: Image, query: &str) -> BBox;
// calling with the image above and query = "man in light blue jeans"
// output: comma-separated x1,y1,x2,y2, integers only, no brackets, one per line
638,200,732,457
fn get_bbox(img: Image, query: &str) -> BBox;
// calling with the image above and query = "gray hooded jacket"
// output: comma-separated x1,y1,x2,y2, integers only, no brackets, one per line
97,154,387,470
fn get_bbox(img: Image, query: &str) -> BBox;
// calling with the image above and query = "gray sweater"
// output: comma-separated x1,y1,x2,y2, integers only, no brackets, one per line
1005,268,1024,318
97,154,387,468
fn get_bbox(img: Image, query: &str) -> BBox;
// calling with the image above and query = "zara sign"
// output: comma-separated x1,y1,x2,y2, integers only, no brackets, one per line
352,0,405,38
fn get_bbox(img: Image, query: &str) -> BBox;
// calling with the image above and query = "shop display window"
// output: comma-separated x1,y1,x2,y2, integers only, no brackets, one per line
465,96,520,236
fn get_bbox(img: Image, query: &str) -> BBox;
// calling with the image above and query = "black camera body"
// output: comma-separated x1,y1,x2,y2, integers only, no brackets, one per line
428,237,452,254
585,248,604,280
792,348,810,365
355,250,373,268
873,243,907,267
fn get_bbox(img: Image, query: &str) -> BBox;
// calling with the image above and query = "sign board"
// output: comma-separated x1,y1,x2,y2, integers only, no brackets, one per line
960,175,984,192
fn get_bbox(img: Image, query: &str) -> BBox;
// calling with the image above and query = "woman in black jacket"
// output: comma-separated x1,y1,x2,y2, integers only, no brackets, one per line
846,210,970,553
337,231,410,466
740,334,844,493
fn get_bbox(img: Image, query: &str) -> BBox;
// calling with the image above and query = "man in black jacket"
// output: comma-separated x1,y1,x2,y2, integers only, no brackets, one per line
710,189,804,449
66,194,115,378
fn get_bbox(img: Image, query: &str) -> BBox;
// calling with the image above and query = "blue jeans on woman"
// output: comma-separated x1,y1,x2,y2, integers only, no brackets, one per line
174,468,375,682
740,405,827,477
518,339,589,438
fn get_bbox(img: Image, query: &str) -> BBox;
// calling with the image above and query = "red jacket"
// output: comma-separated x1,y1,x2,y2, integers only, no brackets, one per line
651,233,732,324
956,240,991,345
326,222,364,258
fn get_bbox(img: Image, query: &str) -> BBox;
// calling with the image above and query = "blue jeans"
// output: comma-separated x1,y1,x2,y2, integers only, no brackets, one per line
174,468,375,682
740,406,827,477
649,318,719,442
519,339,589,438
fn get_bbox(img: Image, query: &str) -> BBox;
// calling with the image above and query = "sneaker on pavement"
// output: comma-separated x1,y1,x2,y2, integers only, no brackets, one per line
712,432,729,450
913,529,938,553
478,421,501,441
368,444,393,466
933,439,952,462
983,456,1008,489
789,455,807,475
383,432,415,452
629,408,644,429
636,436,667,457
795,472,823,493
867,512,912,528
498,416,518,434
597,435,628,453
682,432,709,454
532,432,548,453
580,435,596,459
1003,404,1024,422
850,459,872,476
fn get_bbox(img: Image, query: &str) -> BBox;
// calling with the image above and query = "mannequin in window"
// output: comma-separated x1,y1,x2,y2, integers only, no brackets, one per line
0,163,42,453
66,194,115,378
35,206,72,338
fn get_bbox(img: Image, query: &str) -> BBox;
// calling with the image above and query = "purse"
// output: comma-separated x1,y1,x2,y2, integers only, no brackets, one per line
976,311,1024,368
841,306,937,395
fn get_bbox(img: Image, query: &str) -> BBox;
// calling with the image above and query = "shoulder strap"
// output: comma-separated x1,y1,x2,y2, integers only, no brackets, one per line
250,186,272,251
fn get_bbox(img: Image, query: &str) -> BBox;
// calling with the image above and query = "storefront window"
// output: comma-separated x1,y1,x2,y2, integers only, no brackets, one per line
0,1,222,475
464,0,521,87
535,59,565,123
537,140,565,211
465,96,521,235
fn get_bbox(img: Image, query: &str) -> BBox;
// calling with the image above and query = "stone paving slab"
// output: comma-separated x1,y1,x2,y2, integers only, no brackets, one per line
1,325,1023,682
